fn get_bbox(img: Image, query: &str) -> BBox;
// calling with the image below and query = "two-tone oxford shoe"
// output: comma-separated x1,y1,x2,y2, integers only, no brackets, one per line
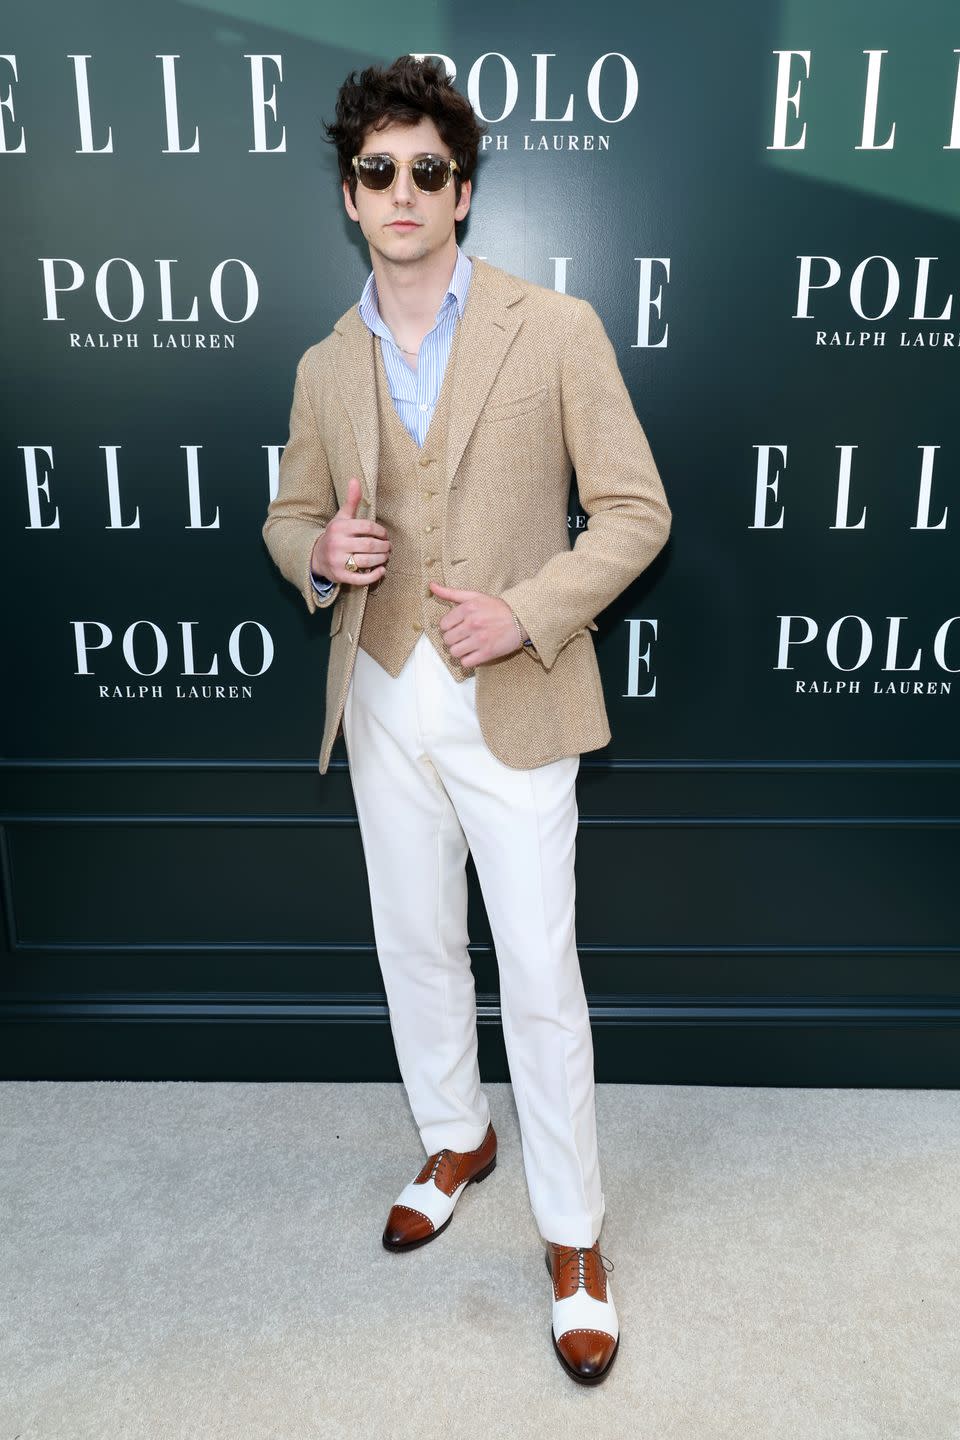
382,1121,497,1252
545,1239,620,1384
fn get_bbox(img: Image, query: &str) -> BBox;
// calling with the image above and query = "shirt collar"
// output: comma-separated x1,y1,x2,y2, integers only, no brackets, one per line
357,244,472,338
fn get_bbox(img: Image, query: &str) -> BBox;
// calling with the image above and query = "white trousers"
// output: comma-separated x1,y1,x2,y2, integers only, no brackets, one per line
341,631,605,1247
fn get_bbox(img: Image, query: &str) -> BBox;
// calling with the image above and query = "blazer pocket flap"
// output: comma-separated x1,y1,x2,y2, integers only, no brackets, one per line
482,385,548,422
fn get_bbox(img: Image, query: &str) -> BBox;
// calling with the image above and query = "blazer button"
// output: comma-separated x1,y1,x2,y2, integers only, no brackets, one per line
419,456,432,468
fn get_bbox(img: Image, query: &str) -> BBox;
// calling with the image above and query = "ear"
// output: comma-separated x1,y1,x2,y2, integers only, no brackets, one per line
343,177,359,223
455,177,472,223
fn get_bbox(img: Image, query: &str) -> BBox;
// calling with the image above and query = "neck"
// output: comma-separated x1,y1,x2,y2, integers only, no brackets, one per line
371,238,459,340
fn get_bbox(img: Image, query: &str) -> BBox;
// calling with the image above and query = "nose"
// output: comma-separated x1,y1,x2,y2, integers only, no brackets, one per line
393,162,417,205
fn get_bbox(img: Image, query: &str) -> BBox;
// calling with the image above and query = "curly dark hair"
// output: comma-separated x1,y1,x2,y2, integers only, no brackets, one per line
323,55,488,207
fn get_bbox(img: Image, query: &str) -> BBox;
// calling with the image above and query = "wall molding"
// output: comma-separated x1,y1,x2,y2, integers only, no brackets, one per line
4,814,959,827
3,758,960,773
2,994,959,1026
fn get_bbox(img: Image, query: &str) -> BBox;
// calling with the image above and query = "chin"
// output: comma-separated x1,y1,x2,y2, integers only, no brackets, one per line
382,235,430,259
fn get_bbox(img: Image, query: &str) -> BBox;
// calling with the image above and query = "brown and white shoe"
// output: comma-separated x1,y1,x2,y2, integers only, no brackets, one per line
545,1240,619,1384
382,1122,497,1252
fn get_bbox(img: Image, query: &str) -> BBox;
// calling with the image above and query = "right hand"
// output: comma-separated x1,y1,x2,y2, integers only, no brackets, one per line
311,476,391,586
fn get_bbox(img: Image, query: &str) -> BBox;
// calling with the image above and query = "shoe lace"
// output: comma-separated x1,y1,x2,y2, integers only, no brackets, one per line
427,1149,451,1181
553,1244,615,1290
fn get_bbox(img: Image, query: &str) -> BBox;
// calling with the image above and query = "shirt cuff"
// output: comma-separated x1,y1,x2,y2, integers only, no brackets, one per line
310,572,336,596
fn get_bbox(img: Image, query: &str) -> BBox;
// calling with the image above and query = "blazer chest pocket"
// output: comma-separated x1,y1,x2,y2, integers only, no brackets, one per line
481,385,547,423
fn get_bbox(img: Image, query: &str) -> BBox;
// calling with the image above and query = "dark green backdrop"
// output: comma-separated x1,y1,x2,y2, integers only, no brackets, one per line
2,1,957,1081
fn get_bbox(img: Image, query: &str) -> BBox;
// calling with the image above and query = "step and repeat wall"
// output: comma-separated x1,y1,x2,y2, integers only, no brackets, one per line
2,1,957,1080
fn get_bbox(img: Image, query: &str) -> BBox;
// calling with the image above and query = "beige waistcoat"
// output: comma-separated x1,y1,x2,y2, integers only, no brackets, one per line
357,326,471,683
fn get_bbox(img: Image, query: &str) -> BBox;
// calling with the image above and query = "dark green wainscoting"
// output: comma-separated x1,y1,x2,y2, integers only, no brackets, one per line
2,758,957,1085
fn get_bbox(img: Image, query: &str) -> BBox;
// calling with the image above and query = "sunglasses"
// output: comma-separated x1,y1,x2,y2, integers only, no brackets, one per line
351,152,460,194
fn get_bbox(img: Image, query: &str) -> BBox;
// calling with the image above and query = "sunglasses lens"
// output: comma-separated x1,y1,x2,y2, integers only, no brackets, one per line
412,157,450,192
357,155,396,190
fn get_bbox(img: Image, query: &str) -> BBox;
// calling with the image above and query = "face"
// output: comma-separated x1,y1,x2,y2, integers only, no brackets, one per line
342,114,471,267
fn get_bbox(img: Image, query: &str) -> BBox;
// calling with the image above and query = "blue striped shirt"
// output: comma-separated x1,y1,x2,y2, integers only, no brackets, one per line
310,245,472,595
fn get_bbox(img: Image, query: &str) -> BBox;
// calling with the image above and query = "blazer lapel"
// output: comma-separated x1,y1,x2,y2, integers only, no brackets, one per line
444,256,525,491
333,309,379,505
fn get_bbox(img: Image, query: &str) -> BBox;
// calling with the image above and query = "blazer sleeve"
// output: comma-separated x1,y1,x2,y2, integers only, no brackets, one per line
499,298,671,671
262,350,342,614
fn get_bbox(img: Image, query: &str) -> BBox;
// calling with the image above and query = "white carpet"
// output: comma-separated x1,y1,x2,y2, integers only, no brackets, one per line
1,1080,957,1439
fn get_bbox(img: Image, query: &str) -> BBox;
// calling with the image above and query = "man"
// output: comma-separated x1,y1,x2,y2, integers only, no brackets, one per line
262,55,671,1385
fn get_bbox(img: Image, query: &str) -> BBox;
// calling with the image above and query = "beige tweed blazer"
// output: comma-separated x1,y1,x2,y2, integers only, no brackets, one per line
262,254,671,775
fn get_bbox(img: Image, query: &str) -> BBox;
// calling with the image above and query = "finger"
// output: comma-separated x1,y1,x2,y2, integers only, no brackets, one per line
346,536,391,556
350,564,387,585
446,633,483,662
430,584,473,599
345,518,390,539
331,546,385,580
340,475,363,516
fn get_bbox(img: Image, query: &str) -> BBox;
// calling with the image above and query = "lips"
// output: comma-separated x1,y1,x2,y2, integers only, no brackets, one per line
388,222,420,229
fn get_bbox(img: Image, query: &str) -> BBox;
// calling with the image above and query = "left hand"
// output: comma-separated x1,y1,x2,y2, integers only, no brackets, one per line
430,582,526,668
